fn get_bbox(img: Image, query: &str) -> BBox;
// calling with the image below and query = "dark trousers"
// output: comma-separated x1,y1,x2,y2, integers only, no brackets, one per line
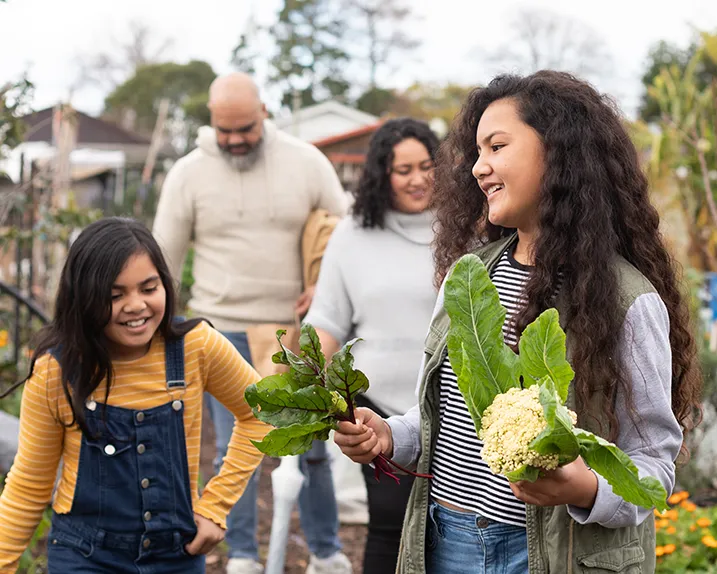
356,396,415,574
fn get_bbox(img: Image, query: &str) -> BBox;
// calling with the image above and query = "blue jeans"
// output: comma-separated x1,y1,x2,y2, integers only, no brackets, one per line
206,331,342,561
426,501,529,574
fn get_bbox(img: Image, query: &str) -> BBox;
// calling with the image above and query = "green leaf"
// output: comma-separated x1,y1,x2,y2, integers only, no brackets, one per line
444,254,520,422
299,323,326,371
518,309,574,401
574,429,669,511
251,421,334,456
326,338,369,404
244,374,347,427
505,465,541,483
271,329,323,387
531,377,580,464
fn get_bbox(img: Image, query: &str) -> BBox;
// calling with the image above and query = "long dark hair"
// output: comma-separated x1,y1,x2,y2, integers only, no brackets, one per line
3,217,202,435
352,117,440,229
433,71,701,443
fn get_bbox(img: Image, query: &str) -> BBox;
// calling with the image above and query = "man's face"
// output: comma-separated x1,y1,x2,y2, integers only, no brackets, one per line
212,102,267,170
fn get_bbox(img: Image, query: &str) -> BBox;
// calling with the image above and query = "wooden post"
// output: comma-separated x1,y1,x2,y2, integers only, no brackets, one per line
135,98,170,218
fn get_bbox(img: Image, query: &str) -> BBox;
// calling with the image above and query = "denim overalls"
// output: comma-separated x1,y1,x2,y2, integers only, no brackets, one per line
47,337,206,573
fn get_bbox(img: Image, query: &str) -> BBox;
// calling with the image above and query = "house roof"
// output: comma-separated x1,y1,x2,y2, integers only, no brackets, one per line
275,100,378,130
312,121,384,148
19,107,151,146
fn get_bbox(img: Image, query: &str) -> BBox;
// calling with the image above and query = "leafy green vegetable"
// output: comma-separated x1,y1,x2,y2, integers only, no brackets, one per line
444,254,520,427
245,324,432,482
444,253,668,511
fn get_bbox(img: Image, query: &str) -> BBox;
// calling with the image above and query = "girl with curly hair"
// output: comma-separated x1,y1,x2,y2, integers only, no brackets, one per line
305,117,440,573
333,71,702,573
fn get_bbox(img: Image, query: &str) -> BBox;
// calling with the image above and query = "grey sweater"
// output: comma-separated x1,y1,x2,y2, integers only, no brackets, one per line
304,210,437,416
388,288,683,529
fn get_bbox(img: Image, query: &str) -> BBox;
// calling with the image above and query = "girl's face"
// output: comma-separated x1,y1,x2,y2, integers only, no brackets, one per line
389,138,434,214
104,252,166,361
472,99,545,234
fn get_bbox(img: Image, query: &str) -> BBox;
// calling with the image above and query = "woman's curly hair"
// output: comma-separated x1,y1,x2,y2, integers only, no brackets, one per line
433,70,701,445
352,117,440,229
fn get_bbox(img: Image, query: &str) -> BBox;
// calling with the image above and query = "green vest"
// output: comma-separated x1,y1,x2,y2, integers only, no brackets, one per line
396,234,657,574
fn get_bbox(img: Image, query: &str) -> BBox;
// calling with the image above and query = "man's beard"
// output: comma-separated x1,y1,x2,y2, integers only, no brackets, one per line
220,137,264,171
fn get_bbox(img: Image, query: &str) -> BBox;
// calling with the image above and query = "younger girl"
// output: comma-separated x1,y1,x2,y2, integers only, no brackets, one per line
0,217,268,573
334,71,702,573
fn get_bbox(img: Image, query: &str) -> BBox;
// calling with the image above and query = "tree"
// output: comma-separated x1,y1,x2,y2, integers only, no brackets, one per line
267,0,351,109
633,32,717,271
357,82,472,127
103,60,216,150
71,20,174,96
0,76,33,161
638,35,717,122
344,0,420,89
476,8,612,84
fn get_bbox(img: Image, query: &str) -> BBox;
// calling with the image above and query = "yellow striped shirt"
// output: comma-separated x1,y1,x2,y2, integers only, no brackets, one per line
0,321,269,572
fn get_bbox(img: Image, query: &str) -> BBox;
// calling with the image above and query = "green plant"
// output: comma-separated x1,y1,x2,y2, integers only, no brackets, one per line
655,490,717,572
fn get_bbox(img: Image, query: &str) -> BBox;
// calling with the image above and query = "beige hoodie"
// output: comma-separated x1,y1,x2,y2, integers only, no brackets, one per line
153,120,348,331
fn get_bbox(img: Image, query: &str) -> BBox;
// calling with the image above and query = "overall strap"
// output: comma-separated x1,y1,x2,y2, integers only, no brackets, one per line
165,337,186,390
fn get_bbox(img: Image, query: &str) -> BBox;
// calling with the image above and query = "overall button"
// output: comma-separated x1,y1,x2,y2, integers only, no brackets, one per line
143,511,152,521
104,444,116,456
143,538,151,549
172,400,183,412
86,400,97,411
141,478,150,489
476,517,490,529
137,444,146,454
136,412,145,423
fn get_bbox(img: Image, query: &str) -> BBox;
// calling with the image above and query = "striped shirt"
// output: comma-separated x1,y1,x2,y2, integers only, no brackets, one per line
0,321,269,572
431,247,532,527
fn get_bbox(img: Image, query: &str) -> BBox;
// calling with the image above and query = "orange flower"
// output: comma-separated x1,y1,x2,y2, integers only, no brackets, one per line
680,501,697,512
691,524,698,532
0,330,8,347
702,535,717,548
654,509,665,518
656,546,665,556
656,519,670,529
697,518,712,528
668,491,689,505
663,544,677,555
666,510,679,521
666,526,677,535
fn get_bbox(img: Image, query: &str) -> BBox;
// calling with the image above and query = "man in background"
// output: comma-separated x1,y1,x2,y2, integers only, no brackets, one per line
153,72,351,574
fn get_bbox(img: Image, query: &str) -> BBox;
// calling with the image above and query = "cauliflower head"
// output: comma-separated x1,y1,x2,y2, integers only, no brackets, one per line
479,385,577,477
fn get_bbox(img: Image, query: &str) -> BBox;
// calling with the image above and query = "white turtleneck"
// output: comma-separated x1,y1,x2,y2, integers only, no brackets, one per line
304,210,438,416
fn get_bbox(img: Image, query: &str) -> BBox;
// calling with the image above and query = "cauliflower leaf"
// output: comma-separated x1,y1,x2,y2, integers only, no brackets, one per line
518,309,574,402
445,254,520,423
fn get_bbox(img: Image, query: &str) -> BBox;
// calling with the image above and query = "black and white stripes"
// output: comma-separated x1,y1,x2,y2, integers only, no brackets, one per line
430,248,532,527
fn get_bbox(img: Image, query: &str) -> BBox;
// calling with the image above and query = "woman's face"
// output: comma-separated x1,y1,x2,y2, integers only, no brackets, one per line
389,138,434,214
471,98,545,235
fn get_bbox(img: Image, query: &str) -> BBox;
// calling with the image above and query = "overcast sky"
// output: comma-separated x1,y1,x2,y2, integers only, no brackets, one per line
2,0,717,120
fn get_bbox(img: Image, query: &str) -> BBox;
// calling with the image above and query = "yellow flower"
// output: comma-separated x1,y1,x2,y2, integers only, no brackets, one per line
656,546,665,557
668,491,689,505
697,518,712,528
666,526,677,535
0,330,8,347
702,535,717,549
663,544,677,555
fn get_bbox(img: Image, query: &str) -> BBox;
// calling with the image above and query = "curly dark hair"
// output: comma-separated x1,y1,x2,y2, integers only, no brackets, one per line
352,117,440,228
433,70,701,444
